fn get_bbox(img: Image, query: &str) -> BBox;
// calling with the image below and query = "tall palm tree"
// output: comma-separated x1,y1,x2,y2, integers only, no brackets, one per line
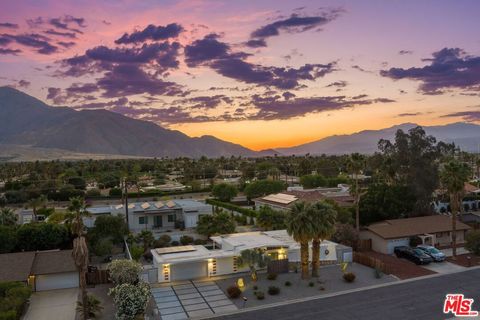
440,161,471,258
68,197,90,320
347,153,365,231
0,207,17,226
27,195,47,222
307,201,337,277
286,201,314,279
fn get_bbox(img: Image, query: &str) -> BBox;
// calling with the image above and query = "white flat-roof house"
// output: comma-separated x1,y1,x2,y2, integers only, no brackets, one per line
85,199,212,232
151,230,351,283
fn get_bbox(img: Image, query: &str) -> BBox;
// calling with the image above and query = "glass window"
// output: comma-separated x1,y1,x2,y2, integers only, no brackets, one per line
168,214,175,222
139,216,148,225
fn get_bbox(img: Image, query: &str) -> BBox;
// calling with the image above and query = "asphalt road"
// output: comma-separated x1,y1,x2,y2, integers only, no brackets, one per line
216,268,480,320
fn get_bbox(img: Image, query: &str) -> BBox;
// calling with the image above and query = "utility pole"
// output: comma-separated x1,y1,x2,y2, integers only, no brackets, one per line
123,177,129,232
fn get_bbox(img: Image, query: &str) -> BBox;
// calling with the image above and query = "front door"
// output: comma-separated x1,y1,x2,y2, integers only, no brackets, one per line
154,215,163,228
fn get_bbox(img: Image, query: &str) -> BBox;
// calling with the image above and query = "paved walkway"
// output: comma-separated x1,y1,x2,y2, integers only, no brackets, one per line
422,261,466,274
152,280,237,320
23,288,78,320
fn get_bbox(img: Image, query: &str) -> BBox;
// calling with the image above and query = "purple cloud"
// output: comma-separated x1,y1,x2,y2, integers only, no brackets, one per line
0,48,21,55
441,110,480,122
44,29,77,39
381,48,480,94
115,23,183,44
49,15,86,34
0,33,58,54
245,39,267,48
249,10,341,44
0,22,19,29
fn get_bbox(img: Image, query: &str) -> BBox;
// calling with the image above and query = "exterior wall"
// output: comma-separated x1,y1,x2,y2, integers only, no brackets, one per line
129,213,176,233
435,230,466,246
215,257,235,276
360,230,391,254
254,200,288,212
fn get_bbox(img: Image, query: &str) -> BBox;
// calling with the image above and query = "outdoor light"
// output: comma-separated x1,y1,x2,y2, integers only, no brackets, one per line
237,277,245,288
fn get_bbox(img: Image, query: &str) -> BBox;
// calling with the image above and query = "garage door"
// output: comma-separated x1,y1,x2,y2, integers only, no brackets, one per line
171,262,207,281
387,238,410,254
35,272,79,291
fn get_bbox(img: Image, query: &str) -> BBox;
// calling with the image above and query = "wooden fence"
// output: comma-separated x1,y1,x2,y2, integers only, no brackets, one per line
353,252,389,274
87,269,111,285
267,259,289,274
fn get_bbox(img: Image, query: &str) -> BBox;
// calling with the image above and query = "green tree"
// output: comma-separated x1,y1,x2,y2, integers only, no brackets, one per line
285,201,314,279
307,201,337,277
300,174,327,188
27,195,47,222
440,160,471,258
109,282,150,320
136,230,154,252
196,211,236,237
465,230,480,255
76,294,103,319
0,208,17,226
212,183,238,202
256,206,286,231
16,223,70,251
244,180,285,200
89,215,128,244
0,225,17,253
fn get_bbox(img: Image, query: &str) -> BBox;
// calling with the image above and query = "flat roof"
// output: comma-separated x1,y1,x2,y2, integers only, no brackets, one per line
210,231,286,252
152,245,233,264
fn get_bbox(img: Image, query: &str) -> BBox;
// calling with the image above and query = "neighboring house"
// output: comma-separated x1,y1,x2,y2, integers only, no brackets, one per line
151,229,351,283
253,186,354,211
85,199,212,232
359,215,471,254
0,249,79,291
433,182,480,213
16,209,46,224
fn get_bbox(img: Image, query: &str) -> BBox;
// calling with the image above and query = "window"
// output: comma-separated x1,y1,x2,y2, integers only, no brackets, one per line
154,216,163,227
139,216,148,225
168,214,175,222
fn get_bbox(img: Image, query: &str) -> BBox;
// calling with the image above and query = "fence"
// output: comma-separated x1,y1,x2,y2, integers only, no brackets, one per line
357,239,372,252
353,252,389,274
267,259,289,274
87,269,111,285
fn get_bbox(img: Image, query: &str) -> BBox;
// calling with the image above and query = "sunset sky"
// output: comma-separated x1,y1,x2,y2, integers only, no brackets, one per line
1,0,480,150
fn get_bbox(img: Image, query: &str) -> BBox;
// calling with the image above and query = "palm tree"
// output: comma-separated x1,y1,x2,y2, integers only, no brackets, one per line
286,201,314,279
0,207,17,226
27,195,47,222
307,201,337,277
68,197,90,320
440,161,471,258
347,153,365,231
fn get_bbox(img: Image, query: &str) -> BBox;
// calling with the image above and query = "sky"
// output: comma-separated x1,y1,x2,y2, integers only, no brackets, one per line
1,0,480,150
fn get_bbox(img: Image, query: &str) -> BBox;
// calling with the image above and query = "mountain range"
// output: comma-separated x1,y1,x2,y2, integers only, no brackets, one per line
1,86,480,159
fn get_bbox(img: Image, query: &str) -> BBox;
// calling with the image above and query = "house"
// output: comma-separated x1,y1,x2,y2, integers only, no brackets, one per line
151,230,351,283
85,199,212,232
253,186,354,211
16,209,46,224
359,215,471,254
433,182,480,213
0,250,79,291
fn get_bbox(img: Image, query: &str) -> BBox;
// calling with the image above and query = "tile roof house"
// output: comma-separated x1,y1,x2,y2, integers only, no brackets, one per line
359,215,471,254
0,249,78,291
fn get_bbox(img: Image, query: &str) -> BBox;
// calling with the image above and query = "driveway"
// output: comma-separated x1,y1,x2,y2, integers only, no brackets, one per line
422,261,466,274
152,280,237,320
23,288,78,320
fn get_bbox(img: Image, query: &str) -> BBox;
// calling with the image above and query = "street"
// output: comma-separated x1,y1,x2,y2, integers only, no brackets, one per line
216,268,480,320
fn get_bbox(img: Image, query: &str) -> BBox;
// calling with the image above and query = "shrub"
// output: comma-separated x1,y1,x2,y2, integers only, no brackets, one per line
226,285,242,299
267,286,280,295
171,241,180,246
308,281,314,287
193,239,207,245
253,285,258,291
0,282,31,320
93,238,113,257
409,236,422,247
267,273,277,280
343,272,356,283
466,230,480,255
107,260,142,285
159,234,172,243
180,235,194,245
130,245,143,261
374,268,383,279
109,188,122,197
255,291,265,300
108,282,150,319
76,294,103,320
143,251,153,262
284,281,291,287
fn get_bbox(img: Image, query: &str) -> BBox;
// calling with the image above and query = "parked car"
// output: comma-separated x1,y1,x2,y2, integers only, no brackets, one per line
394,246,433,265
416,245,446,262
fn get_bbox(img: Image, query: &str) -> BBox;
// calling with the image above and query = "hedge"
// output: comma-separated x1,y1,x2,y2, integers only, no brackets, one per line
206,199,257,218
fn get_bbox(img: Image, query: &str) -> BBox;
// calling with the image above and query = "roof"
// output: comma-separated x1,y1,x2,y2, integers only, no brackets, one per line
464,183,480,194
0,249,76,282
31,250,77,275
211,232,286,252
365,215,471,239
152,245,233,264
254,189,354,208
0,251,36,282
87,199,211,215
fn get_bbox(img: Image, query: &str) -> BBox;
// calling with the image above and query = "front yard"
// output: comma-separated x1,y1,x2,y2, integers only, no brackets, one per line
216,263,396,308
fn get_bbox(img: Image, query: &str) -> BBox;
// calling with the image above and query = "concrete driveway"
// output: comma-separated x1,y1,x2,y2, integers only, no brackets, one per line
23,288,78,320
422,261,466,274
